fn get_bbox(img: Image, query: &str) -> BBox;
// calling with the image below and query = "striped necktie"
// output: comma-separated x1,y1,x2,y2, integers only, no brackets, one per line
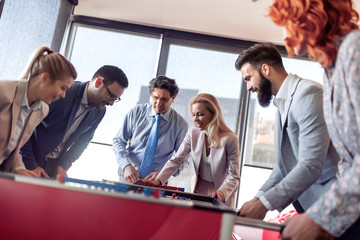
139,114,162,178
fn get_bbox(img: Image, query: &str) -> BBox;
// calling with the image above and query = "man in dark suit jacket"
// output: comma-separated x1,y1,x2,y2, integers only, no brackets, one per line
20,65,128,177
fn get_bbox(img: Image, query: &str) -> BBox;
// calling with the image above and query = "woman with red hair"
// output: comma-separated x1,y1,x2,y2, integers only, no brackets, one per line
269,0,360,239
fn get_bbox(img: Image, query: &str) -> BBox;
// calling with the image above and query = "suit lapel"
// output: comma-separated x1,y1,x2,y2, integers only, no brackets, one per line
65,82,85,132
275,111,289,177
277,74,302,176
190,130,205,193
18,111,36,148
193,131,205,171
10,82,26,138
281,74,301,130
274,111,282,158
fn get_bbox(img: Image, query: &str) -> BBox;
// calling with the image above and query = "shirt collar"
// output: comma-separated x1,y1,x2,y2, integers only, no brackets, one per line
22,81,41,111
81,83,91,109
273,73,292,113
149,107,171,121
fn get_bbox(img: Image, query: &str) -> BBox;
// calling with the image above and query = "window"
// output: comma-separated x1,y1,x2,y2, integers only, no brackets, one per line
68,25,161,144
66,25,161,181
165,38,241,131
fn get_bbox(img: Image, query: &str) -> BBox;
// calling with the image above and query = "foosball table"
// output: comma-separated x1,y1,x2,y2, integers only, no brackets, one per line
0,172,283,240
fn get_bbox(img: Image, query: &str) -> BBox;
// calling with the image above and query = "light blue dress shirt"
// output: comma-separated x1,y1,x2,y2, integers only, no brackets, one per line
113,103,188,180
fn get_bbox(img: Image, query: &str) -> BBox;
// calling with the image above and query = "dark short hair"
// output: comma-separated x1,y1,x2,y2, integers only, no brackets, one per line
235,43,284,71
148,75,179,97
92,65,128,88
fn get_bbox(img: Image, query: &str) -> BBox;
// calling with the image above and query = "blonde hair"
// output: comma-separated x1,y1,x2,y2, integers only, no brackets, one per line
269,0,359,67
190,93,233,148
19,46,77,81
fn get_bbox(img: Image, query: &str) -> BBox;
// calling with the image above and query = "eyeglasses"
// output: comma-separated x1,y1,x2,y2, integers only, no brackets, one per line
151,94,172,103
104,81,121,102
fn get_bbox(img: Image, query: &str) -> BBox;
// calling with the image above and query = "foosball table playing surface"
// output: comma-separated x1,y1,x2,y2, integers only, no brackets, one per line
0,172,283,240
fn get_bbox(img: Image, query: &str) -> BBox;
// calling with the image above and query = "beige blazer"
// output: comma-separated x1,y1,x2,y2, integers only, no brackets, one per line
0,80,48,172
157,127,240,206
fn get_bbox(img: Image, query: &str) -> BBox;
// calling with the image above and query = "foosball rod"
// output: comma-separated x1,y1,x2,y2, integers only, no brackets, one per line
102,178,216,203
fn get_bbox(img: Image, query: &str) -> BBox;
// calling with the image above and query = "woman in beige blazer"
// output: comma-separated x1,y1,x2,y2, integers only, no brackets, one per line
153,93,240,207
0,46,77,176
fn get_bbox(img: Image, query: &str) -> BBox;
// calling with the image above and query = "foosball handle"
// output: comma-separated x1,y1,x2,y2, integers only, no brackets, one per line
56,173,66,183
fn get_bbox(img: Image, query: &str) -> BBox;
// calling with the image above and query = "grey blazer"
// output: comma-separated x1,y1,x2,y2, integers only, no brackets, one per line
257,74,339,212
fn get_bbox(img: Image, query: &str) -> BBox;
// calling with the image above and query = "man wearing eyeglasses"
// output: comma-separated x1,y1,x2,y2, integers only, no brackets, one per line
113,75,188,184
20,65,128,177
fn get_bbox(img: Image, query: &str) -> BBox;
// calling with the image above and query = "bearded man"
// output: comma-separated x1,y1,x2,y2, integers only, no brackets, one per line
235,43,339,219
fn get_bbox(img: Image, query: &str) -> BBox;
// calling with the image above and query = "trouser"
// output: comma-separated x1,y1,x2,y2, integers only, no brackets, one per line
43,159,60,178
292,200,305,214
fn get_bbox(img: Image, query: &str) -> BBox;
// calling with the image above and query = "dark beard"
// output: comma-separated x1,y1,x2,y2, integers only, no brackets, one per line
257,71,273,107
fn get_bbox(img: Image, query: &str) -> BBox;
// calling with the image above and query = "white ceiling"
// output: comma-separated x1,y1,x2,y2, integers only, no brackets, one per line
75,0,360,45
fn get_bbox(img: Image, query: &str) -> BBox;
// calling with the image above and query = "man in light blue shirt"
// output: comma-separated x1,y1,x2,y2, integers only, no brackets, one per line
113,76,188,183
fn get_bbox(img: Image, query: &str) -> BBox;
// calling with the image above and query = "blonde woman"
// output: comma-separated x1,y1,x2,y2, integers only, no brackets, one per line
151,93,240,207
0,46,77,176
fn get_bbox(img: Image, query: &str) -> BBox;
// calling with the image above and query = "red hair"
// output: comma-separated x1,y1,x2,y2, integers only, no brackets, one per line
269,0,359,67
